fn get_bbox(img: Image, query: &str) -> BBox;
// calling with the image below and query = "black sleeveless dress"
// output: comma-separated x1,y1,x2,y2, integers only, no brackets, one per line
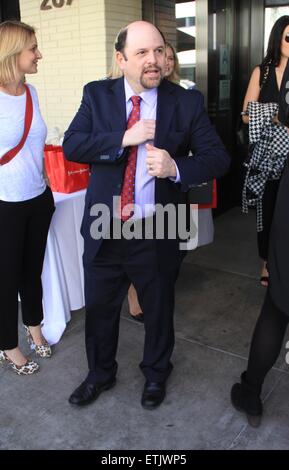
257,65,281,261
267,61,289,314
268,157,289,314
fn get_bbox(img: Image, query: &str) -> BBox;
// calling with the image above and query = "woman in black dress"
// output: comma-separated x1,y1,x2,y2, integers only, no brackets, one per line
231,19,289,427
241,16,289,286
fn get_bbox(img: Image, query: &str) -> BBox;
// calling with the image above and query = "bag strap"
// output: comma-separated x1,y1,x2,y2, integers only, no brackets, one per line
0,84,33,166
259,64,270,89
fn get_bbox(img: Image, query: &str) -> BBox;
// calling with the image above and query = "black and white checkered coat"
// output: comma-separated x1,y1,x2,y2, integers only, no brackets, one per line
242,101,289,231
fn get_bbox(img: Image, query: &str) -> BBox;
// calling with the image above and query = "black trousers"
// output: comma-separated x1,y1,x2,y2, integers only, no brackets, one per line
257,179,280,260
246,290,289,391
84,235,180,384
0,187,55,350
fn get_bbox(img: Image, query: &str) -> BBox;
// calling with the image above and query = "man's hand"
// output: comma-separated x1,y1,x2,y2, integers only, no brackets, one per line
146,143,177,179
122,119,156,147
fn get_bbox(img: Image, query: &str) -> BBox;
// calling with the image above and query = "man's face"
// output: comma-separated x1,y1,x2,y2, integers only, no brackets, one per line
116,22,166,94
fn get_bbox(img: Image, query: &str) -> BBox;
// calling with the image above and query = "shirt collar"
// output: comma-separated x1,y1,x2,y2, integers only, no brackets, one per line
124,78,157,107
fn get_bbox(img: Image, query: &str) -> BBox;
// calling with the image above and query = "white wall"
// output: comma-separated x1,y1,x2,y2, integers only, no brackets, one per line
20,0,141,135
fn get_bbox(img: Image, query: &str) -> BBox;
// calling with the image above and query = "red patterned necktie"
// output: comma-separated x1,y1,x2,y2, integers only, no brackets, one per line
120,95,141,221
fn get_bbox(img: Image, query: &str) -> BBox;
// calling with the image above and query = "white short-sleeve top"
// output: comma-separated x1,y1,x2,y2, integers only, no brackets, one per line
0,83,47,202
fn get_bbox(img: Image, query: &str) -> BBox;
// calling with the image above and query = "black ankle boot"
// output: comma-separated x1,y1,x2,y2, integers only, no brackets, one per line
231,371,263,428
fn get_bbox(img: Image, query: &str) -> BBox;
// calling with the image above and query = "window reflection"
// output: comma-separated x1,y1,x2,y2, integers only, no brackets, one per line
264,6,289,52
175,1,196,89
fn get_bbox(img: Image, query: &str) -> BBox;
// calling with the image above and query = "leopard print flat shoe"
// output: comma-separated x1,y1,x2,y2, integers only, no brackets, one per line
23,325,52,358
0,350,39,375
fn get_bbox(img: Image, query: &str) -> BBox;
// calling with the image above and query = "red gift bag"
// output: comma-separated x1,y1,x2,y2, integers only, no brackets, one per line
44,145,90,193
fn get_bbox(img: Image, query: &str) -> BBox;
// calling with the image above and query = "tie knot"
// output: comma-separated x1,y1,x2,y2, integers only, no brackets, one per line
131,95,141,107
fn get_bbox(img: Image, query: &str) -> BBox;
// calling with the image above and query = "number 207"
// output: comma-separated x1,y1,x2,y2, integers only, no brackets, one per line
41,0,74,10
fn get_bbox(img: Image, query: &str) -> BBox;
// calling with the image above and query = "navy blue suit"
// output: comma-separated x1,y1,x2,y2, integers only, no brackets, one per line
63,77,230,384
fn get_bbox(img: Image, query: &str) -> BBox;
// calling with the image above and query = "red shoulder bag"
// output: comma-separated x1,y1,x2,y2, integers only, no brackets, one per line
0,84,33,166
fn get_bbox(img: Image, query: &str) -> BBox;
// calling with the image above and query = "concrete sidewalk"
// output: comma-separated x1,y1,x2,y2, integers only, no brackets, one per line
1,208,289,450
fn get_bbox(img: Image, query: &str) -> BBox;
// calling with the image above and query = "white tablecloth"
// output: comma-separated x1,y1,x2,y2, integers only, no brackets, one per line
41,190,214,345
197,209,214,247
41,190,85,345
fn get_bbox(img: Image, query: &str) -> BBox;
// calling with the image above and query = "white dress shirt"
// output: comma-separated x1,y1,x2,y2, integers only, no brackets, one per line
124,79,180,219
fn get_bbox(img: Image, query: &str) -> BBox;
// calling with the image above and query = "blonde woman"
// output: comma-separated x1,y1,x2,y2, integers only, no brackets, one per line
164,42,180,84
0,21,54,375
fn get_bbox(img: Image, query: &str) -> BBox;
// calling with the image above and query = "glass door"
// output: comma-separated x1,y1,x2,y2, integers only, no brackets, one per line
264,5,289,51
175,0,196,89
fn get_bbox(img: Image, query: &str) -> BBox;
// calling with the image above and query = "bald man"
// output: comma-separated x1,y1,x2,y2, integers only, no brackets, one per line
63,21,230,409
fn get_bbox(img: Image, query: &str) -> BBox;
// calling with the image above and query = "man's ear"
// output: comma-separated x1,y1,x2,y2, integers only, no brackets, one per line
115,51,126,71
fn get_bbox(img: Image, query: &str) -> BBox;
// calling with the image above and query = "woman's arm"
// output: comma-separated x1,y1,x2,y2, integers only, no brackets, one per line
43,163,50,187
242,66,261,124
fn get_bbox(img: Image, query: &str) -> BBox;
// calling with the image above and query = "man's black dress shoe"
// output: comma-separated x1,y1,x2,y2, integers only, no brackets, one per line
129,312,144,323
141,380,166,409
68,378,116,406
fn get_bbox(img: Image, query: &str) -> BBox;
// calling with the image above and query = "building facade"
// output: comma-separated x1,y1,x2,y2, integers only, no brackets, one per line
1,0,289,212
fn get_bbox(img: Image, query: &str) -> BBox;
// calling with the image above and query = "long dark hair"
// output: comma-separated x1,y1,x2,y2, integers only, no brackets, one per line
262,15,289,66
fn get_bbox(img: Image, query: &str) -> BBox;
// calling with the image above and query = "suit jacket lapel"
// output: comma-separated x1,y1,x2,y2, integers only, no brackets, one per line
155,79,177,148
106,77,177,144
108,77,127,131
